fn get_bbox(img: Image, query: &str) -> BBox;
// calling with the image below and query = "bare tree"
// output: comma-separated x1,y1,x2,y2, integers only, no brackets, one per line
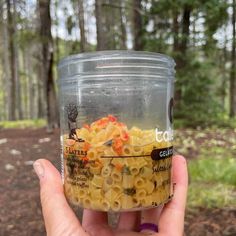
38,0,59,131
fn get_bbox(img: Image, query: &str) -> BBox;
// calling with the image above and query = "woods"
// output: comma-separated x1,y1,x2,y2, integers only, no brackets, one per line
0,2,236,235
0,0,236,128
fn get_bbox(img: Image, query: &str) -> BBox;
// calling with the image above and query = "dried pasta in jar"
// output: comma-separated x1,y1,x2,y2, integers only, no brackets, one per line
62,115,173,212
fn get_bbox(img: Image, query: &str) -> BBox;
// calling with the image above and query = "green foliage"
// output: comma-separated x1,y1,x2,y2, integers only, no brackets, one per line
188,183,236,208
188,157,236,207
0,119,46,129
174,51,223,127
66,15,76,35
203,0,228,35
189,157,236,186
142,0,232,128
175,127,236,207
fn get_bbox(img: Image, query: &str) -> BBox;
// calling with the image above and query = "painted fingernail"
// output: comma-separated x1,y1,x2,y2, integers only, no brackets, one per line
33,161,44,179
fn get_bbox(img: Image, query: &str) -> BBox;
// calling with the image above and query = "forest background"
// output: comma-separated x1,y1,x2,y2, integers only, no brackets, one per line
0,0,236,127
0,0,236,235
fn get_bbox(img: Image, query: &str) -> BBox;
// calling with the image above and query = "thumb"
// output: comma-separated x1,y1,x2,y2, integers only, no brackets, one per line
33,159,85,236
158,155,188,235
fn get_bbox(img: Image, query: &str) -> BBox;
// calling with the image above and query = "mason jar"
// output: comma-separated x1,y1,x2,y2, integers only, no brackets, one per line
58,51,175,212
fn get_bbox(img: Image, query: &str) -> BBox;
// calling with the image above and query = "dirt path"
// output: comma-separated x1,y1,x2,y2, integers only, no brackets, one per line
0,128,235,236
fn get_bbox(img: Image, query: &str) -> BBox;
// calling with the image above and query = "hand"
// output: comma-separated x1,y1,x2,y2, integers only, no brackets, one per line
33,155,188,236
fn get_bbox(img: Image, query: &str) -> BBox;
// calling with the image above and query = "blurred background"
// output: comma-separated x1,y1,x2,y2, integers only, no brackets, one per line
0,0,235,235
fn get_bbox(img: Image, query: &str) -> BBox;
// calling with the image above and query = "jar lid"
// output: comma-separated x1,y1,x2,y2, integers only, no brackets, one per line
58,50,175,83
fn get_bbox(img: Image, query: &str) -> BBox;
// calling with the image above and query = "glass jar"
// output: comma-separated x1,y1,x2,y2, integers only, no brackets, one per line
58,51,175,212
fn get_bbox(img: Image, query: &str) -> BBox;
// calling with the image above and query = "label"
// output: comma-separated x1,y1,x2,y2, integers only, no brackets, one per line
151,146,173,161
65,146,87,157
155,128,174,142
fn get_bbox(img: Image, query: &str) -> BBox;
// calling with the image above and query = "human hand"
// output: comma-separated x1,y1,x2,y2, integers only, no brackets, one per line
33,155,188,236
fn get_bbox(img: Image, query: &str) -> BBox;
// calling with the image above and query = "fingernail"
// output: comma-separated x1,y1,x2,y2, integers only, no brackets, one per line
33,161,45,179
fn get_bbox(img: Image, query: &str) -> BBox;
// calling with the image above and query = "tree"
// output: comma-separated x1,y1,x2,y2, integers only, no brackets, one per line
6,0,17,120
132,0,144,50
174,3,192,108
53,0,60,63
95,0,127,50
230,0,236,117
119,0,127,49
78,0,86,52
0,2,9,120
13,1,23,119
38,0,58,130
95,0,106,50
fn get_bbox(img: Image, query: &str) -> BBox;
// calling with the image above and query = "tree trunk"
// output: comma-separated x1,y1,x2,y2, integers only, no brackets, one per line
132,0,143,50
230,0,236,117
179,5,191,56
1,3,9,120
38,0,59,131
173,10,179,52
54,0,60,63
174,4,191,110
22,48,28,119
95,0,106,50
119,0,127,49
0,4,4,120
23,47,35,119
37,69,45,119
95,0,126,50
107,0,116,49
7,0,16,120
219,25,228,110
12,1,23,119
27,53,36,119
78,0,86,52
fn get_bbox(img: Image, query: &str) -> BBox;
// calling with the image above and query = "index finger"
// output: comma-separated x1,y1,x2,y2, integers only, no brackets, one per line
158,155,188,235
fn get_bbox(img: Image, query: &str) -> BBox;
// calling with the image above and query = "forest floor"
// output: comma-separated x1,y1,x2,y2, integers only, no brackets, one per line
0,128,235,236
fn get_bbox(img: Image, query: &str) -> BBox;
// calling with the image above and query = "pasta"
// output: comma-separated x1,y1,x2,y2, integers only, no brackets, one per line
121,195,133,209
145,180,155,194
89,161,102,175
122,174,134,189
134,177,145,189
111,169,122,183
63,115,173,211
103,177,114,191
91,175,103,188
111,199,121,211
140,195,153,207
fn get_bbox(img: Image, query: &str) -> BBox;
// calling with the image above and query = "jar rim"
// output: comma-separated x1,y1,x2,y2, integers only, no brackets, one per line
58,50,175,68
58,50,175,81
